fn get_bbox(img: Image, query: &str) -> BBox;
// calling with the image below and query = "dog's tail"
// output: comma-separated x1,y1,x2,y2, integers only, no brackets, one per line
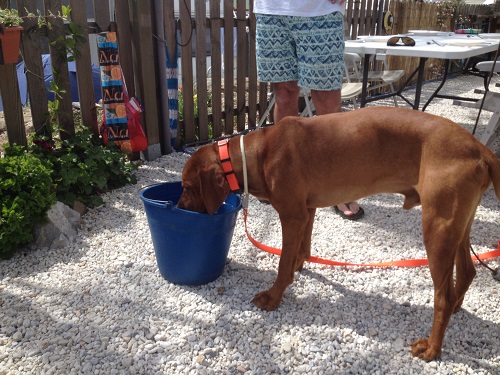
486,151,500,201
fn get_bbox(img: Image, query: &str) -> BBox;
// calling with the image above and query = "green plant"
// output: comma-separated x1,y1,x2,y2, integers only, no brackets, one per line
178,87,214,145
29,126,138,207
0,146,56,259
30,5,85,62
0,8,22,28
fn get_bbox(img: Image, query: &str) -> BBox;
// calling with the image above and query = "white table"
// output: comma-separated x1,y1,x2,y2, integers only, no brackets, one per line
345,34,500,110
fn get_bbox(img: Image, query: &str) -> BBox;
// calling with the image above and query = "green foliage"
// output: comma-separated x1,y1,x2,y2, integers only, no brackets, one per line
0,147,56,259
0,125,138,257
29,126,138,208
0,5,137,258
177,87,214,144
0,8,22,28
44,6,85,62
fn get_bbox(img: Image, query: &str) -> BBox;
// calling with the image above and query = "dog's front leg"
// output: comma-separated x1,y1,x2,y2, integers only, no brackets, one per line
252,211,309,311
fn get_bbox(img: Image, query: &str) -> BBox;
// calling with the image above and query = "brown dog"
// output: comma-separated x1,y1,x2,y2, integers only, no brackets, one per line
177,106,500,361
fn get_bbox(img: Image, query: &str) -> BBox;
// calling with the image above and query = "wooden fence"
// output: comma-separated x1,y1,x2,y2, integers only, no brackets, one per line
0,0,163,158
0,0,498,159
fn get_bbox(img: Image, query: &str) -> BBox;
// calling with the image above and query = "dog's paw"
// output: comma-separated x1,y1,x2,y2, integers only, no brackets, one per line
410,338,441,361
252,290,281,311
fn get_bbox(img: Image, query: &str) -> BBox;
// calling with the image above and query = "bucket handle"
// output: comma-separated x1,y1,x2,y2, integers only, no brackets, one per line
146,199,174,208
139,183,175,208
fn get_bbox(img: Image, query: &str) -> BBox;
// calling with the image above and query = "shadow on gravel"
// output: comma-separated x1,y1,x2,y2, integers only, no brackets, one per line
188,258,499,372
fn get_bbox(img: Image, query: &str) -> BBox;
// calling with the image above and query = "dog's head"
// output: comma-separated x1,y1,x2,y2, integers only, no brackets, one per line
177,145,231,215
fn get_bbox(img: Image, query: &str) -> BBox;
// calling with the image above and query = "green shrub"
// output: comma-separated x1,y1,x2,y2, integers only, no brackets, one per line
29,126,138,207
0,147,56,259
0,126,138,258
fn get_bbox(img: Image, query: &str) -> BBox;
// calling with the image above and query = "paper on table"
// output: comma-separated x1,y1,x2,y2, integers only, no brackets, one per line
441,40,490,46
408,30,443,36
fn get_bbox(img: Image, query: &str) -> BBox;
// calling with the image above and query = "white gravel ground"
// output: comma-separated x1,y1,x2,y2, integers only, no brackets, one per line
1,74,500,374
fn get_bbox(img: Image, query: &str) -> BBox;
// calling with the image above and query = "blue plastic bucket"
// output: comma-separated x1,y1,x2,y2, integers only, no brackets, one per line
139,181,241,285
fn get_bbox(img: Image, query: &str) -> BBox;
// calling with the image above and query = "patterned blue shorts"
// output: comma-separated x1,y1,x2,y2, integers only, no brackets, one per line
256,12,344,91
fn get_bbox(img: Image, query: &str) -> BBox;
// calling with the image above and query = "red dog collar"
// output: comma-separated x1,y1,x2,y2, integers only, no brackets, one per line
217,139,240,193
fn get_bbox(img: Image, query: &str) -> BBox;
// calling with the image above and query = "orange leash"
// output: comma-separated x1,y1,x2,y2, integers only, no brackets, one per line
243,210,500,268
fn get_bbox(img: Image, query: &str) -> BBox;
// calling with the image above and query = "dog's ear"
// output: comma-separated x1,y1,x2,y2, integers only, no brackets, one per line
200,164,230,215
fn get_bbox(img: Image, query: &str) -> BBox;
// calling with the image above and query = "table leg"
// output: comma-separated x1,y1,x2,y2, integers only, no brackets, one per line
413,57,428,110
422,59,450,112
360,53,372,108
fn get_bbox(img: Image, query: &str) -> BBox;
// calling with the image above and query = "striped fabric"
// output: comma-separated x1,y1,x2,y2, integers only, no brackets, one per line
256,12,344,90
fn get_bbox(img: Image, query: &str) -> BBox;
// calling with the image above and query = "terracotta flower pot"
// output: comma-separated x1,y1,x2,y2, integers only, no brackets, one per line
0,26,23,64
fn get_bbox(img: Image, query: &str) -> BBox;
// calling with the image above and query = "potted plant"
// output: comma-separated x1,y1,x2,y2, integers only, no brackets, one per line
0,8,23,64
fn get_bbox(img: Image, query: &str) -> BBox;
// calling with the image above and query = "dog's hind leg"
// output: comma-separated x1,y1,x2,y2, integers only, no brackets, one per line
453,215,477,313
410,196,470,361
295,208,316,272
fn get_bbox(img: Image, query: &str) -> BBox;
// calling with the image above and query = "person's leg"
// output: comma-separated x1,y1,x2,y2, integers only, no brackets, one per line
273,81,300,123
256,13,300,125
294,12,363,220
310,89,342,115
311,89,363,217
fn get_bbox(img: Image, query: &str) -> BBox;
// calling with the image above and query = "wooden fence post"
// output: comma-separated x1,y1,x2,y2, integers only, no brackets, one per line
18,0,50,137
153,0,172,154
164,0,178,148
44,0,75,140
0,1,25,147
179,0,195,144
128,0,162,160
194,0,208,142
235,0,246,132
0,64,26,147
69,0,99,137
115,0,135,98
93,0,111,32
223,0,234,135
210,0,223,138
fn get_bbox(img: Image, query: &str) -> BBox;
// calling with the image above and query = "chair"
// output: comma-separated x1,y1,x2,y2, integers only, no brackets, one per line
344,52,404,106
299,82,363,117
453,59,500,148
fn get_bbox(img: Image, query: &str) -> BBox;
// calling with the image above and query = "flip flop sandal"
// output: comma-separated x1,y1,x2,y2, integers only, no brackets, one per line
334,203,365,221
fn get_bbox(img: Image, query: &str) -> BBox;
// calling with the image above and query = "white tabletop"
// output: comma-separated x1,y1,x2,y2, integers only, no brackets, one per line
345,34,500,59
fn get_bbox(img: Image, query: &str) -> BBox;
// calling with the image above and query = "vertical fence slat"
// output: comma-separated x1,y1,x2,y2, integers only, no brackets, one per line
116,0,135,97
17,0,49,136
247,0,257,129
352,0,360,39
45,0,75,140
210,0,222,138
236,0,246,132
365,0,374,35
69,0,99,137
93,0,111,32
129,0,162,159
195,0,209,141
154,0,172,154
223,0,234,134
346,0,354,39
164,0,177,148
0,65,26,147
359,0,367,36
179,0,195,143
